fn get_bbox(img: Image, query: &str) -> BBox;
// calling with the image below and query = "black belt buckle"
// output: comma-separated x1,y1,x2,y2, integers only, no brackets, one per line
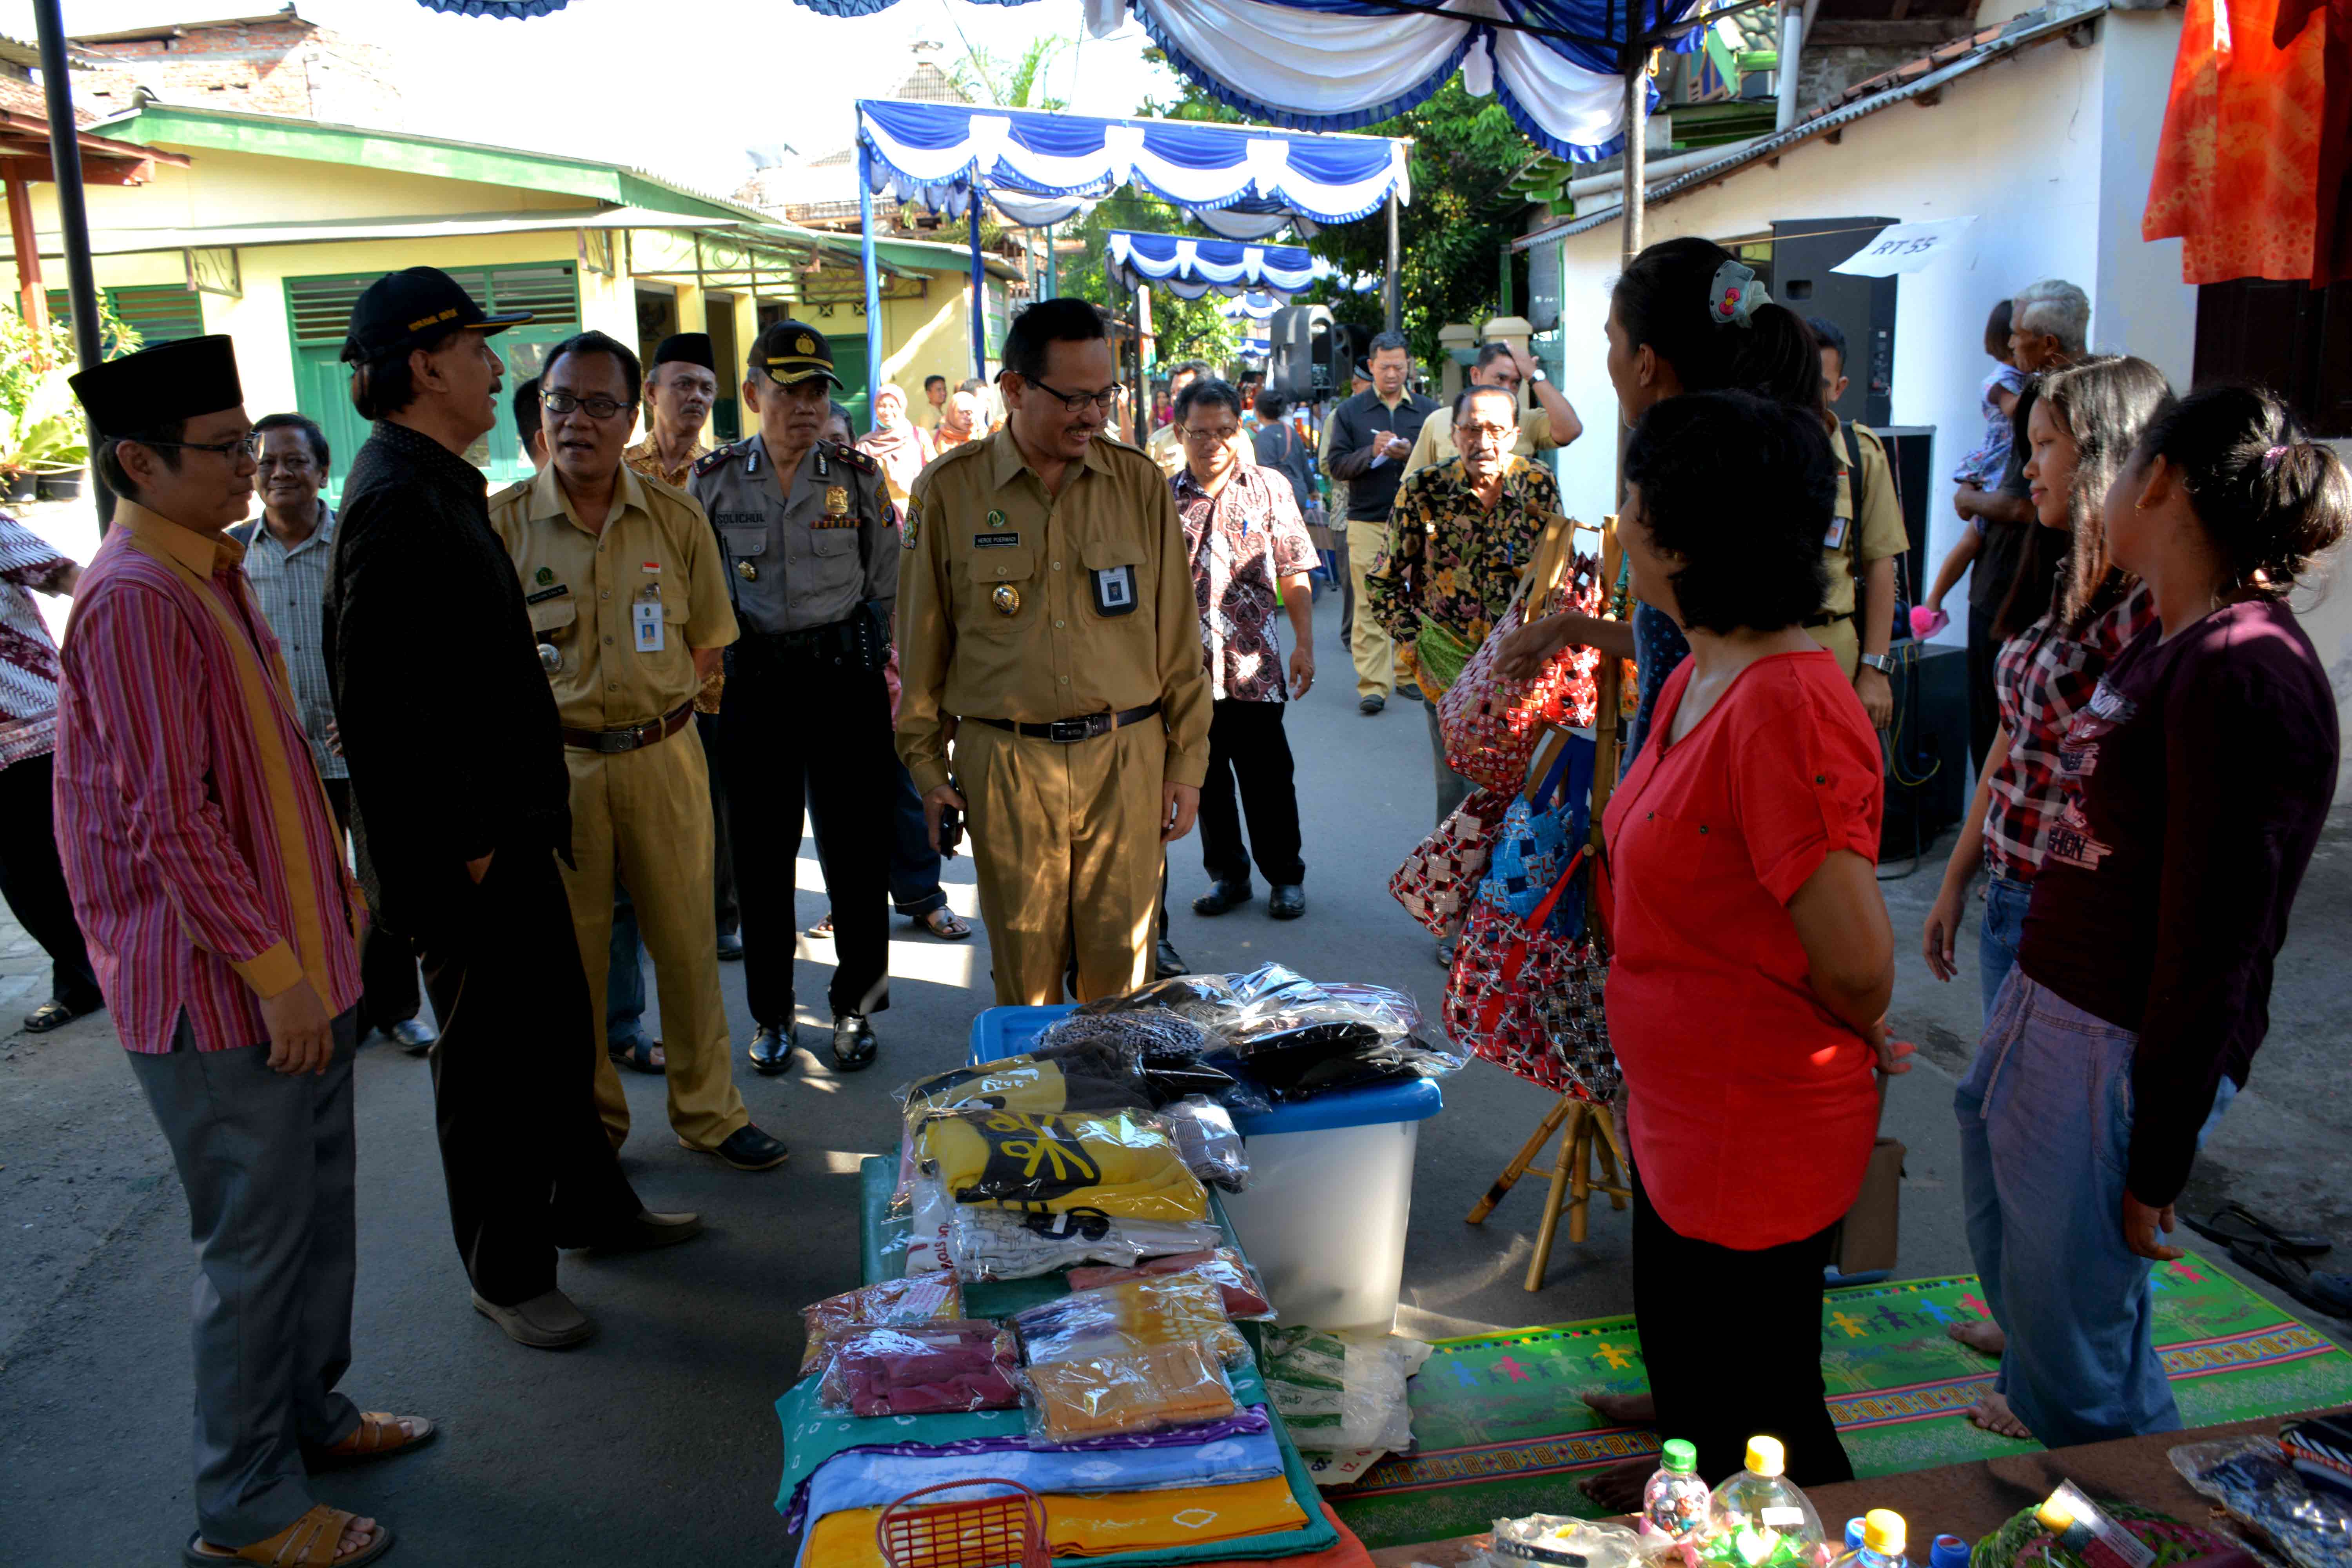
593,726,641,754
1045,715,1102,744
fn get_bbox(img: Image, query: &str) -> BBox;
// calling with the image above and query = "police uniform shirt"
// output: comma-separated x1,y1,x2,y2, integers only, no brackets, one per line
689,433,897,636
1820,421,1909,621
1401,403,1559,480
894,427,1214,799
487,461,737,729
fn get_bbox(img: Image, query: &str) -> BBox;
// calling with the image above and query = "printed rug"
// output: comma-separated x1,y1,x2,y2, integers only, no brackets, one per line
1329,1253,2352,1550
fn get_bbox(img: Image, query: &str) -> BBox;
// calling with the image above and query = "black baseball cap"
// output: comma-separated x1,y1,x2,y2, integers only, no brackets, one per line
749,319,844,390
340,266,532,364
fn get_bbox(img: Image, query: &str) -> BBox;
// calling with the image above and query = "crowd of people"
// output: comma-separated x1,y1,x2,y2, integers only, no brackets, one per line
12,234,2347,1562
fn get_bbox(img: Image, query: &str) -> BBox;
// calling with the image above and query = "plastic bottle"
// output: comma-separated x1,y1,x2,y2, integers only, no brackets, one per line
1829,1510,1908,1568
1845,1521,1869,1552
1644,1439,1712,1543
1702,1437,1827,1568
1929,1535,1970,1568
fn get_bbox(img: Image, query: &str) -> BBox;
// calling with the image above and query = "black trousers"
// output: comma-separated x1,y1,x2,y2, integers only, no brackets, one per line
0,751,102,1013
408,844,643,1307
322,779,422,1031
1967,604,2000,774
1197,699,1305,888
717,652,893,1024
695,712,739,937
1632,1170,1854,1487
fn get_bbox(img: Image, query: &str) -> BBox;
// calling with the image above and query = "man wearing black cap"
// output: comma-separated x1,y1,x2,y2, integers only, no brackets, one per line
626,332,717,490
324,266,700,1353
57,334,418,1567
690,321,898,1074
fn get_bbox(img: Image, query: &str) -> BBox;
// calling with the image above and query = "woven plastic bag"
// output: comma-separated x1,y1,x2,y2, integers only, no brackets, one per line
1388,786,1512,939
1438,518,1606,793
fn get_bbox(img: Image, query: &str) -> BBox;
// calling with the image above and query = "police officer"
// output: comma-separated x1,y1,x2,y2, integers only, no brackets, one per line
691,322,898,1074
897,298,1213,1005
487,329,788,1173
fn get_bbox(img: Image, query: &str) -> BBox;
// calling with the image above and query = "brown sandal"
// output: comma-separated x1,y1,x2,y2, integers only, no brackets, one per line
185,1503,393,1565
311,1411,436,1468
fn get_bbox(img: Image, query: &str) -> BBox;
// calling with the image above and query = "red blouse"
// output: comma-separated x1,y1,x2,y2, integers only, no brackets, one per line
1600,650,1885,1249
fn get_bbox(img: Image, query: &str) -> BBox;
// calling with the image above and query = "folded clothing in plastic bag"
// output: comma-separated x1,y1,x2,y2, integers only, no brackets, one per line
898,1053,1149,1122
816,1320,1020,1417
1213,971,1465,1102
1065,1249,1274,1320
944,1200,1224,1283
1159,1095,1249,1191
1015,1273,1250,1369
1074,973,1241,1022
918,1106,1209,1222
1263,1327,1431,1454
1031,1009,1242,1105
1021,1338,1240,1442
798,1272,963,1378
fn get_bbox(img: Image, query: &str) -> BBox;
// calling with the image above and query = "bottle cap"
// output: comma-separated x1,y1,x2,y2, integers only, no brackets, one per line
2035,1496,2075,1535
1662,1439,1698,1475
1931,1534,1971,1568
1745,1436,1786,1477
1864,1511,1907,1557
1846,1520,1869,1550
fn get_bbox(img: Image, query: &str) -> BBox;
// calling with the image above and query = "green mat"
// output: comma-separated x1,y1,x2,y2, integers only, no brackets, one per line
1330,1253,2352,1550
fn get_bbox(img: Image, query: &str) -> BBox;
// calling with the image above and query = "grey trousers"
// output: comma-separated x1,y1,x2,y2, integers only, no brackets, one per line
127,1008,363,1549
1425,697,1474,827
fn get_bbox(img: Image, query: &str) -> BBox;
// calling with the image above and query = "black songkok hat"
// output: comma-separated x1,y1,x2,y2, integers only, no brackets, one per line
70,334,243,439
652,332,715,372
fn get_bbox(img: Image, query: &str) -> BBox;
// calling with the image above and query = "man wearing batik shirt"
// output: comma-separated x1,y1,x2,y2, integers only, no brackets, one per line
0,515,102,1034
1368,383,1563,828
1169,376,1316,922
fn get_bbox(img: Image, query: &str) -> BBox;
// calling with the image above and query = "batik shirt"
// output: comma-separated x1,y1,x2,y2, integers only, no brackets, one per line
1367,454,1563,651
0,515,72,770
1171,462,1316,703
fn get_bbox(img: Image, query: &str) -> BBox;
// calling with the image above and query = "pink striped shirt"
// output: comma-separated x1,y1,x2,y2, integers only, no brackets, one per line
54,501,362,1053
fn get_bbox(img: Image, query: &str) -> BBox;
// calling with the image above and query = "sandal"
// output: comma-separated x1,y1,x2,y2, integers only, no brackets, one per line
917,907,971,941
608,1037,666,1075
185,1504,392,1566
805,913,834,938
2186,1201,2331,1258
22,999,82,1034
2230,1240,2352,1321
309,1411,436,1469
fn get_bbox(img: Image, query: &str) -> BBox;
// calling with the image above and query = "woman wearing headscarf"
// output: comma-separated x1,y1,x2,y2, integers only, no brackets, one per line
857,383,934,510
933,388,977,454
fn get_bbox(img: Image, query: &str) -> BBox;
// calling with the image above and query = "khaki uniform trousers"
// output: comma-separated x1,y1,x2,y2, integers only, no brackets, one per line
1345,519,1396,702
961,718,1164,1006
1809,616,1862,680
563,727,750,1152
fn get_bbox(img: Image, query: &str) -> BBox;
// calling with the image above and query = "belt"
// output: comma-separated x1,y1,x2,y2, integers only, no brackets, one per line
966,701,1163,744
562,700,694,755
1802,608,1855,629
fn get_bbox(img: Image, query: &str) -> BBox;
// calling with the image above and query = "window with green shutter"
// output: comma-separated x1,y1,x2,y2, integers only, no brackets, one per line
45,284,205,357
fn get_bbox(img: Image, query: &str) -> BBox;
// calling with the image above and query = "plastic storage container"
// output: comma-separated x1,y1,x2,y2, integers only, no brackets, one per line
967,1003,1444,1333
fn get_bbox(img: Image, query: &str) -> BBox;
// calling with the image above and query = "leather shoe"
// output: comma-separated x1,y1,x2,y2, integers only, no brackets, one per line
831,1014,878,1072
716,930,744,962
748,1022,795,1075
1156,938,1189,978
1358,693,1386,715
472,1287,594,1350
564,1207,705,1250
387,1018,436,1055
689,1123,790,1172
1192,880,1253,917
1269,884,1306,920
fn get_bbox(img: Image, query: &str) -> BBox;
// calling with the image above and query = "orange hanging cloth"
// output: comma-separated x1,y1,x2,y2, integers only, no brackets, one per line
2143,0,2352,287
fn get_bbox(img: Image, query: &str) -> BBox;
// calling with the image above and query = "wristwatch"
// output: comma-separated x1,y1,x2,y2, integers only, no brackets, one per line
1859,652,1896,674
1526,365,1548,383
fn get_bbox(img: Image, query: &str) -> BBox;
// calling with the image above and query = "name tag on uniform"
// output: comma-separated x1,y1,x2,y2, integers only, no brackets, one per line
525,583,569,605
974,532,1020,549
1091,564,1139,617
633,599,665,653
1824,515,1849,550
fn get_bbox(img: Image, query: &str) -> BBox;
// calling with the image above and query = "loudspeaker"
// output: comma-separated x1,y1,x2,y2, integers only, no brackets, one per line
1881,642,1968,862
1771,216,1898,428
1269,305,1331,401
1864,424,1935,639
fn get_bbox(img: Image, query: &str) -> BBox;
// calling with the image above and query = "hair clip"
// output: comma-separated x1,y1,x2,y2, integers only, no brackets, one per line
2263,444,2292,473
1708,259,1770,328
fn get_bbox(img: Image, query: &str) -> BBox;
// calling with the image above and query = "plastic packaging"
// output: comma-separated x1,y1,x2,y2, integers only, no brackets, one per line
815,1320,1020,1416
2034,1484,2155,1568
797,1272,963,1378
1073,973,1240,1022
2174,1437,2352,1568
915,1106,1211,1222
1012,1273,1249,1368
1826,1511,1909,1568
942,1201,1225,1283
1643,1439,1711,1544
1020,1338,1238,1442
1160,1095,1249,1191
1701,1437,1830,1568
1467,1514,1645,1568
890,1052,1151,1210
1031,1009,1242,1105
1065,1249,1276,1321
903,1171,957,1276
1210,970,1466,1101
1261,1327,1430,1454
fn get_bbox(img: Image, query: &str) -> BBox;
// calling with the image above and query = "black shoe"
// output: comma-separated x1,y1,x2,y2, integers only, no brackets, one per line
1156,938,1188,978
1269,884,1306,920
716,931,744,962
831,1013,878,1072
565,1206,708,1249
387,1018,436,1055
1192,880,1253,917
686,1124,789,1172
1358,693,1386,715
748,1022,796,1076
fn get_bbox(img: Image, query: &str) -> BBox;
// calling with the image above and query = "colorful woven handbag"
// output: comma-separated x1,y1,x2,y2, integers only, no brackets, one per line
1477,734,1597,938
1438,517,1608,793
1443,845,1615,1100
1388,787,1511,939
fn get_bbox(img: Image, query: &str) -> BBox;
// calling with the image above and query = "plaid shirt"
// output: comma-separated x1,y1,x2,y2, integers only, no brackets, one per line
1983,582,2154,879
232,506,343,779
1172,461,1317,702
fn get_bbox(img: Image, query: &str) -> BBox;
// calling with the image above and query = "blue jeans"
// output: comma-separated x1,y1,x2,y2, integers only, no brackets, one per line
1978,871,2032,1020
606,882,647,1050
1955,972,2237,1446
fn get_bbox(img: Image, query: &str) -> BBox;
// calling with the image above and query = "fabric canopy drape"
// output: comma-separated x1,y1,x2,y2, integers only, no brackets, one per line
1106,231,1317,299
1219,289,1284,319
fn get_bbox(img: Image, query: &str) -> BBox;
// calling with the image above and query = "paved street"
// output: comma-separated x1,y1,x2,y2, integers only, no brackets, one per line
1,554,2346,1564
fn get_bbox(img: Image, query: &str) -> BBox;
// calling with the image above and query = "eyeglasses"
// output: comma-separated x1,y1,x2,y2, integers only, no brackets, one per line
1456,423,1515,444
1178,425,1239,446
541,390,637,420
1025,377,1121,414
141,431,261,460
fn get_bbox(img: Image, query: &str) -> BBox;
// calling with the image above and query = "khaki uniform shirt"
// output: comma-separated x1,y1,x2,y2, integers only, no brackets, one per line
689,434,898,636
623,433,711,491
487,463,737,731
895,428,1213,799
1820,421,1909,620
1401,403,1558,480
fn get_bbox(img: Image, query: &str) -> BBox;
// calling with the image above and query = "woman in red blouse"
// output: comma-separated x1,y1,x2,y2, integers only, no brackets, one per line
1592,390,1904,1496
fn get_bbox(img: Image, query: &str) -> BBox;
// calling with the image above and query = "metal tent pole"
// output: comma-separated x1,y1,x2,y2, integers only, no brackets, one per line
1621,7,1647,267
858,139,882,426
35,0,113,529
968,196,985,380
1044,223,1056,301
1383,191,1401,333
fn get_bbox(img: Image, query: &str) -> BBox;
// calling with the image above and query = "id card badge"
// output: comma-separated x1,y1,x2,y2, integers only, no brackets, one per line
632,598,665,653
1823,514,1850,550
1090,563,1139,617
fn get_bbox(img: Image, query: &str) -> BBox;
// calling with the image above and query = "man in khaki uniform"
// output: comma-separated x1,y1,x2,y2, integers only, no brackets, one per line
1808,318,1907,728
897,298,1212,1005
487,330,788,1175
1400,341,1584,477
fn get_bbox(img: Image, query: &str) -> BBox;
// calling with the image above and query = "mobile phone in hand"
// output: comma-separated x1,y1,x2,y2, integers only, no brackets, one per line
939,777,965,857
